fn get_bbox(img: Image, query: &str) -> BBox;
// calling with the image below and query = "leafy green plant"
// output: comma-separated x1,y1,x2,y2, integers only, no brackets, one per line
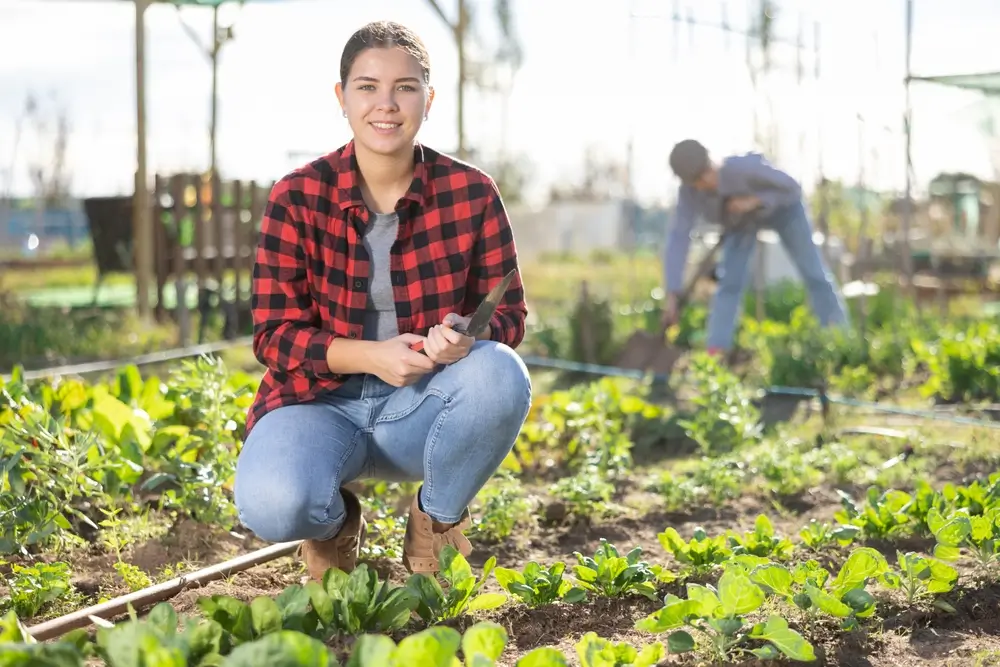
930,507,1000,568
887,551,958,609
348,623,506,667
311,564,419,635
146,356,253,528
571,540,661,600
726,515,794,560
913,321,1000,403
0,358,257,555
798,520,860,552
648,460,746,510
471,472,538,543
494,561,587,607
676,353,761,456
0,608,91,666
405,546,507,624
347,619,569,666
574,632,664,667
636,567,816,663
835,487,913,539
549,467,615,522
658,527,732,573
0,560,72,618
193,564,419,650
748,553,885,629
513,377,666,478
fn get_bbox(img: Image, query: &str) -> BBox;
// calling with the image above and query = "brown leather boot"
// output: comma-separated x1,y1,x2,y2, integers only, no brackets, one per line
300,488,367,581
402,491,472,574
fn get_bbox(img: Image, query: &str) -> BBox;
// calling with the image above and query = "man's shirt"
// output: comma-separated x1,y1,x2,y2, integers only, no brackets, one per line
663,152,802,293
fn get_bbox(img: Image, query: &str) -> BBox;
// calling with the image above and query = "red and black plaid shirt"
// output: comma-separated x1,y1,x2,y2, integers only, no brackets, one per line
245,141,527,435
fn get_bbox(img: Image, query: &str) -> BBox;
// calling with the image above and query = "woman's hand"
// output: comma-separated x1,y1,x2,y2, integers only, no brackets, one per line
367,334,438,387
423,313,476,365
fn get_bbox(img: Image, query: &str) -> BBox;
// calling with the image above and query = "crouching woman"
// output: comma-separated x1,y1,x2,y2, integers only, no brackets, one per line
233,20,532,580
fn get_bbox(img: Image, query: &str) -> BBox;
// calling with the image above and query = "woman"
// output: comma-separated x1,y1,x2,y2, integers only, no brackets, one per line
234,20,532,580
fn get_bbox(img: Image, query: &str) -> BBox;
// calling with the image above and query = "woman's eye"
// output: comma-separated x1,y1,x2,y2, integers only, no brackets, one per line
357,84,375,91
398,85,416,92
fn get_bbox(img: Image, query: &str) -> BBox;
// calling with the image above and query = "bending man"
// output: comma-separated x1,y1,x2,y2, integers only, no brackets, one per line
661,139,849,353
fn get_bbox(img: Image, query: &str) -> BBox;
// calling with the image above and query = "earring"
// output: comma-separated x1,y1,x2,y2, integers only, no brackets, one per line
343,110,347,118
424,113,429,121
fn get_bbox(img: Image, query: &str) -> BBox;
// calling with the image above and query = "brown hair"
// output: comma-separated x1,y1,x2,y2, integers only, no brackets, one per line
340,21,431,85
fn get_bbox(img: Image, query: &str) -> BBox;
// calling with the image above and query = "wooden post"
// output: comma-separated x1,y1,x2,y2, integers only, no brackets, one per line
153,174,168,323
194,174,207,296
172,175,191,346
133,0,153,319
231,179,244,333
244,180,265,332
212,172,225,298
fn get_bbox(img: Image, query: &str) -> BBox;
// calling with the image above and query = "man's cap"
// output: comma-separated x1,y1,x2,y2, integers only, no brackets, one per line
669,139,710,184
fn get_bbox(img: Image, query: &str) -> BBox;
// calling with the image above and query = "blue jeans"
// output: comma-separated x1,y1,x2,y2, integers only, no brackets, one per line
706,200,849,350
234,341,532,543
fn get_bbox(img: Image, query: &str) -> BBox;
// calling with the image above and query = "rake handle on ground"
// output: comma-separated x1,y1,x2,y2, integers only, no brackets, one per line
25,540,302,642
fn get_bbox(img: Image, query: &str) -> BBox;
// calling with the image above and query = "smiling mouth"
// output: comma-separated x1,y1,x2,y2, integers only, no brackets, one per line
370,121,402,132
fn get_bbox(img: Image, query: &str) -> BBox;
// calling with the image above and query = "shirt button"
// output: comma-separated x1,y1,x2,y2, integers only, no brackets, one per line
348,331,357,339
354,279,363,288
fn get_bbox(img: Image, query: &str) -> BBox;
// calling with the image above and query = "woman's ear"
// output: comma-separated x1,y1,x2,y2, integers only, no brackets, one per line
424,86,436,118
335,81,346,113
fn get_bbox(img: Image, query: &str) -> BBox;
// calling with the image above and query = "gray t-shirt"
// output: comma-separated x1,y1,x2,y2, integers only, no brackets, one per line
361,211,401,341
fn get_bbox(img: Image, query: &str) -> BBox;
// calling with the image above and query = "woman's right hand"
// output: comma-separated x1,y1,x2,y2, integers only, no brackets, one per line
366,334,438,387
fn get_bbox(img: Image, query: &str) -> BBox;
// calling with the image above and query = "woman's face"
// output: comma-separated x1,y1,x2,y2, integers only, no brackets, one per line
335,47,434,159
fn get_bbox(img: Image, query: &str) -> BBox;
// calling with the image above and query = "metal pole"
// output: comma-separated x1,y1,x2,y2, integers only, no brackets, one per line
456,0,468,159
1,336,254,383
134,0,153,319
210,4,220,179
902,0,916,303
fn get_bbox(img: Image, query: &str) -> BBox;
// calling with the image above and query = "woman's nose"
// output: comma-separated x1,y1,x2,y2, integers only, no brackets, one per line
374,91,399,111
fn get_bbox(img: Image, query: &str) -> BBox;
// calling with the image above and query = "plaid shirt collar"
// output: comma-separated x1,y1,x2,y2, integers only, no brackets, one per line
332,140,428,212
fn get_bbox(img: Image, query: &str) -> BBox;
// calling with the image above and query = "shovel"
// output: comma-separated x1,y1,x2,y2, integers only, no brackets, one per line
615,228,730,378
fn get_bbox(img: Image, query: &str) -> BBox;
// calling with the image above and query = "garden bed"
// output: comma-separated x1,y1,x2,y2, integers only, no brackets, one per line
6,296,1000,665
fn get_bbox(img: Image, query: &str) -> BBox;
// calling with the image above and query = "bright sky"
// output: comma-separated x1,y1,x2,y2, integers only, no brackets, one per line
2,0,1000,206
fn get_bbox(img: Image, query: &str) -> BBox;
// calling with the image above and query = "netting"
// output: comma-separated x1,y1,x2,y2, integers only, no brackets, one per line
912,71,1000,96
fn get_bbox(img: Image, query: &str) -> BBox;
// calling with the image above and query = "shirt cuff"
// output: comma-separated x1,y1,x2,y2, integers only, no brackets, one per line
488,316,502,343
306,330,338,378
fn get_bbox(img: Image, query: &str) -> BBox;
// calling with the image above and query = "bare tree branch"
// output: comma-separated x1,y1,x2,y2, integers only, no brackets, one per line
424,0,456,33
174,5,212,60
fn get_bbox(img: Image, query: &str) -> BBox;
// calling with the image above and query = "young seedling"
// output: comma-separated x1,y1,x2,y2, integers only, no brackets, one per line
635,566,816,663
572,540,660,600
494,561,587,607
658,527,732,575
405,545,507,624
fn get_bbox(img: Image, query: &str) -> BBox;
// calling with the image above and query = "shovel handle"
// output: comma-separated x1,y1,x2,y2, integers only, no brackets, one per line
658,229,730,339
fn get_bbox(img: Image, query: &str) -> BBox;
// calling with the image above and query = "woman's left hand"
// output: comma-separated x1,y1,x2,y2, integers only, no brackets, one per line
423,313,476,365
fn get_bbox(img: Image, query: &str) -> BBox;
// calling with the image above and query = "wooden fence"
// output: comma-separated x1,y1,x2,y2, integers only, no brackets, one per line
152,173,272,346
